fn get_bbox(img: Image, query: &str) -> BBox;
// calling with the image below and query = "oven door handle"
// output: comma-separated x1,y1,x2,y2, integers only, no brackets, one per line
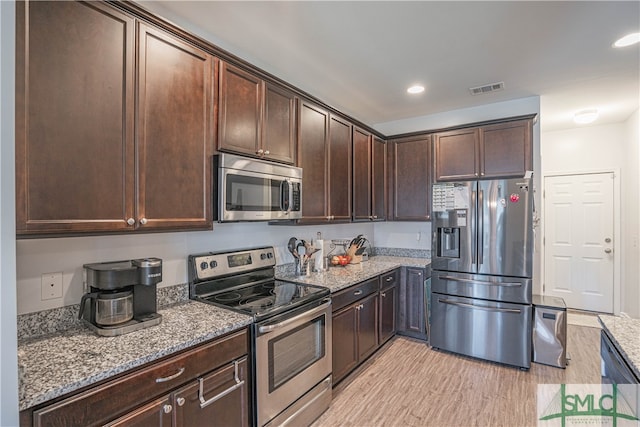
258,299,330,334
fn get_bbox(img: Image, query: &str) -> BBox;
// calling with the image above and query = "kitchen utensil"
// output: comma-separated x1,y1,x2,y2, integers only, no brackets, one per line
287,237,299,259
355,247,366,256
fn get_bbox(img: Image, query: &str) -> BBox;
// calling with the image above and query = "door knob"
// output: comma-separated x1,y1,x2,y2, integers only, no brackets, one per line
605,238,612,243
604,248,612,254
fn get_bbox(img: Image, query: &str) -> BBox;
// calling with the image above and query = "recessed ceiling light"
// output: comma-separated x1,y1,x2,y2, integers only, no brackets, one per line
407,85,425,94
613,32,640,48
573,109,599,124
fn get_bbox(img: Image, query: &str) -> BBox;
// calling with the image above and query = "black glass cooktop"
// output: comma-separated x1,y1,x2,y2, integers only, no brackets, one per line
196,280,329,321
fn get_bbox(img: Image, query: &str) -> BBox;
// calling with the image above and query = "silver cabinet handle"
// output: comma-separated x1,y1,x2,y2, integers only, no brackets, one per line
438,298,521,314
605,248,612,254
199,360,244,409
155,367,185,383
140,217,148,225
438,275,521,287
176,397,185,406
163,404,172,414
353,290,363,296
126,217,135,226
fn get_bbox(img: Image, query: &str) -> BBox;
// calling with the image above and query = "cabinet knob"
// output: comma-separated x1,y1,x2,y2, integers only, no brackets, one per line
381,292,386,298
126,218,135,226
140,217,148,225
176,397,185,407
372,215,378,219
386,277,393,282
264,150,270,155
257,149,264,155
163,404,173,414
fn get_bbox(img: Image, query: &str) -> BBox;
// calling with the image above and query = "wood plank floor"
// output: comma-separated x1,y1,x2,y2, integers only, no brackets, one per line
313,325,601,427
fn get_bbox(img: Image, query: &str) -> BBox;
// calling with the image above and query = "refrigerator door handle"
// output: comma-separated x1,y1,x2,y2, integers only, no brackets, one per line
437,275,522,287
437,298,522,314
478,189,484,265
471,189,477,269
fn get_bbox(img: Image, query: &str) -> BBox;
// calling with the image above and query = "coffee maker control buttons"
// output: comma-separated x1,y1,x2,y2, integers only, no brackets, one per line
209,261,218,268
260,253,267,260
200,261,208,270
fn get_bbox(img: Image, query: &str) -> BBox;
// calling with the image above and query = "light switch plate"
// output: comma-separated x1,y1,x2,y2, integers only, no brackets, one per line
41,272,63,300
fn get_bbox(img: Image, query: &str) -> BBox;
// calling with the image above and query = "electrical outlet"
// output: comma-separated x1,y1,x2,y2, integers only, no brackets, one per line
41,272,63,300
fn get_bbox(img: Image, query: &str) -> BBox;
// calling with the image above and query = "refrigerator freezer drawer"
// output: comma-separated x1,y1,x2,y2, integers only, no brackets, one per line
431,271,532,304
430,293,532,369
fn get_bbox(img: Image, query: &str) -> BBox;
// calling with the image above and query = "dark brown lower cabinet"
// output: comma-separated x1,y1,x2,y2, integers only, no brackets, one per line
397,267,429,341
331,270,403,385
21,329,249,427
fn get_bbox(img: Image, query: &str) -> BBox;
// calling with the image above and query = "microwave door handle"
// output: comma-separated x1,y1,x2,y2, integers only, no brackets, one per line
280,180,290,213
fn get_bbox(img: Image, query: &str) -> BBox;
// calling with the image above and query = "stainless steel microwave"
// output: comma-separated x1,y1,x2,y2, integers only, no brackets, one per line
215,153,302,222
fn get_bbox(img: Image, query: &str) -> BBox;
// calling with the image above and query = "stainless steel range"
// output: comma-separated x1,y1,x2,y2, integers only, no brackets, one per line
189,247,332,427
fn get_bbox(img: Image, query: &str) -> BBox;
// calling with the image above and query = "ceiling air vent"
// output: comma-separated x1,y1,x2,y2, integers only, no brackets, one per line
469,81,505,96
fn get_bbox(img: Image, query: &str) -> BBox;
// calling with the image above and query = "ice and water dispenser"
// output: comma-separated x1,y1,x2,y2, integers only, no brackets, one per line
433,183,468,260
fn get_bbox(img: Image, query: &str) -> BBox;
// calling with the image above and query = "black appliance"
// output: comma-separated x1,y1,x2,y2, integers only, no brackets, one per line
80,258,163,336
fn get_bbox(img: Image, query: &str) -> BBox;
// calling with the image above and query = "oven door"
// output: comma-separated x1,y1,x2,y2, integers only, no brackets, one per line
219,168,301,222
255,298,332,427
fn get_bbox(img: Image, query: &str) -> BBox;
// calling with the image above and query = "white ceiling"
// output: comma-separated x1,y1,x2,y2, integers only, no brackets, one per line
140,1,639,134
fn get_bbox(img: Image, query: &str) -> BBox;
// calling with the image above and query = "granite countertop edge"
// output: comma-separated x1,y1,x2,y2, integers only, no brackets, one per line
18,301,253,411
276,256,431,293
597,314,640,380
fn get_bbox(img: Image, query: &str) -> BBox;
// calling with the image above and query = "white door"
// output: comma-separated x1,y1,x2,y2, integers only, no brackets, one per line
544,172,614,313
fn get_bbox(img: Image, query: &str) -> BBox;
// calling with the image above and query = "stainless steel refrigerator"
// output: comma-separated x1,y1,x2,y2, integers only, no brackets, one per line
430,178,534,369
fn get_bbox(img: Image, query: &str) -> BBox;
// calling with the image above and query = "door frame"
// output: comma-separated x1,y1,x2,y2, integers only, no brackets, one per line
541,168,621,315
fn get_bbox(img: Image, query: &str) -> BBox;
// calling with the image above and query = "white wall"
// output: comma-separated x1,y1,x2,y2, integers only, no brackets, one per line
541,118,639,318
373,222,431,251
1,0,19,424
624,109,640,317
16,222,374,315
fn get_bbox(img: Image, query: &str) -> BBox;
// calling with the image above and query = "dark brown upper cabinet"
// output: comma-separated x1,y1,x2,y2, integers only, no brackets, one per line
387,135,432,221
136,24,215,231
16,1,214,236
434,118,532,181
297,100,351,223
218,62,297,165
353,128,386,221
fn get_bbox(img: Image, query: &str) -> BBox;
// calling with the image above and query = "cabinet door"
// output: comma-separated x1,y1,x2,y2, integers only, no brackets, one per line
371,136,387,221
298,100,329,221
174,357,249,427
16,1,135,235
263,82,297,164
434,128,480,181
352,127,372,221
104,397,173,427
137,24,214,230
328,115,352,221
332,305,358,384
357,293,379,362
391,136,432,221
218,62,262,157
480,119,532,178
398,267,427,340
379,284,397,345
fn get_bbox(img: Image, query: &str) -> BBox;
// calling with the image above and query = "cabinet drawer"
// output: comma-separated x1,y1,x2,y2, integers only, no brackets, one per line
332,278,378,312
31,329,248,427
380,269,400,290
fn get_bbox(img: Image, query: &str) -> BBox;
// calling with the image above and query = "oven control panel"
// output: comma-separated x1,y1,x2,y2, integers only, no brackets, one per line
190,247,276,281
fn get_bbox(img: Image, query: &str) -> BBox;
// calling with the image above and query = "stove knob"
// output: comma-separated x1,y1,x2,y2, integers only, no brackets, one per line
200,262,208,270
260,253,267,260
209,260,217,268
267,253,273,259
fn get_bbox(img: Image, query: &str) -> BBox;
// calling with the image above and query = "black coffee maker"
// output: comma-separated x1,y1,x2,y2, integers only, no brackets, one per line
79,258,163,336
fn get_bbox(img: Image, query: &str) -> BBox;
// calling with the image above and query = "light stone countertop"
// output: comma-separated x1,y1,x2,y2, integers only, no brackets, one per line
598,314,640,381
18,301,252,411
277,256,431,293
